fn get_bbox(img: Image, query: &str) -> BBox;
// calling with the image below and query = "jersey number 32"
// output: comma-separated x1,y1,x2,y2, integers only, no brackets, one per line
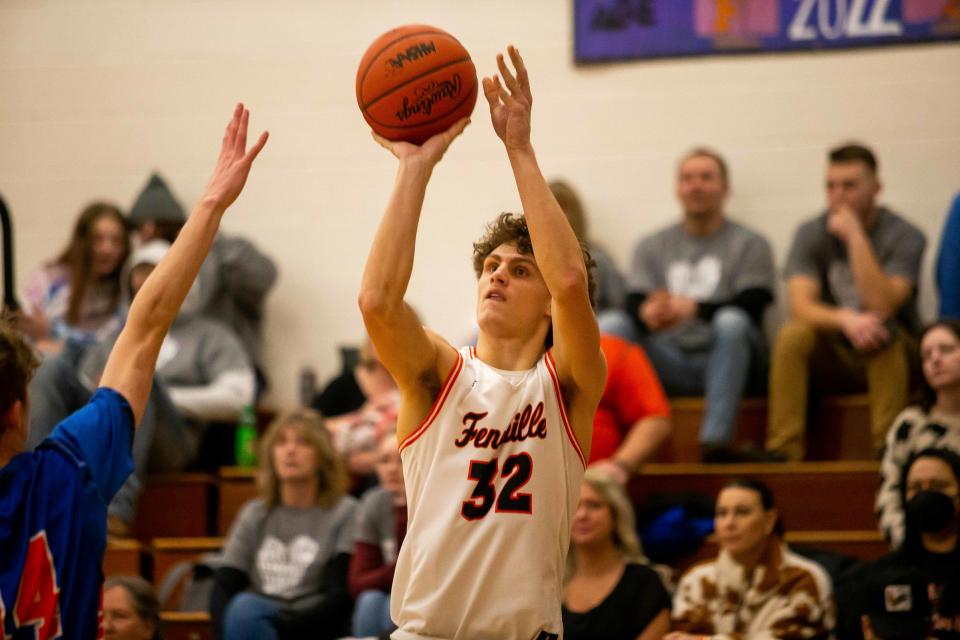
461,453,533,520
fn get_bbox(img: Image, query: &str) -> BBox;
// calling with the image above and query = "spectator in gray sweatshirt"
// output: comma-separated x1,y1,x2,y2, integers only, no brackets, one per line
128,172,277,390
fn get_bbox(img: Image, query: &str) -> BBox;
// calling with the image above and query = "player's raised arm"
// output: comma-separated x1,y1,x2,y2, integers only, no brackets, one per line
483,46,605,414
100,104,268,424
358,121,468,398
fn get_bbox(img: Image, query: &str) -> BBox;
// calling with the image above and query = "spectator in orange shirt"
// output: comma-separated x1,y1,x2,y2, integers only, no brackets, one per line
589,334,672,484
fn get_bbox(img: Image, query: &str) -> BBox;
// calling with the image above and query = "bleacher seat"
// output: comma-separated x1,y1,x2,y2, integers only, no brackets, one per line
217,467,258,535
661,394,873,462
134,474,216,540
631,461,880,530
160,612,211,640
104,539,144,577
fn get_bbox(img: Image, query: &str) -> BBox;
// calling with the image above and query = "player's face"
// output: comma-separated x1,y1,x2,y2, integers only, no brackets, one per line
826,161,880,218
476,243,551,339
714,487,775,561
91,215,127,278
677,155,727,220
272,425,319,482
374,435,405,499
571,483,615,547
921,326,960,392
102,586,155,640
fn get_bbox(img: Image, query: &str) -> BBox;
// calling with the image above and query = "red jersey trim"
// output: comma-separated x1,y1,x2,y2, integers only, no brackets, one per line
545,351,586,468
399,351,464,454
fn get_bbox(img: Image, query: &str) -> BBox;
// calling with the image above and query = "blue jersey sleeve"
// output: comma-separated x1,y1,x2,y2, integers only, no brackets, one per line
938,193,960,319
47,387,135,503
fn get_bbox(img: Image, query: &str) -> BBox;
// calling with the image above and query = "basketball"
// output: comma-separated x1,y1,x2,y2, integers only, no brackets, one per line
356,25,478,145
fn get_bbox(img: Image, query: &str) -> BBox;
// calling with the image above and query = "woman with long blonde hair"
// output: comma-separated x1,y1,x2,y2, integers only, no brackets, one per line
210,410,357,640
563,467,672,640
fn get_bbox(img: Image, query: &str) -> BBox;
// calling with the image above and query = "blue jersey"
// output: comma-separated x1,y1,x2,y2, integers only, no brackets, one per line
0,388,134,639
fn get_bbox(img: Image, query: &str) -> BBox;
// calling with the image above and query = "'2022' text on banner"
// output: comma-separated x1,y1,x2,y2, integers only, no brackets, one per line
575,0,960,62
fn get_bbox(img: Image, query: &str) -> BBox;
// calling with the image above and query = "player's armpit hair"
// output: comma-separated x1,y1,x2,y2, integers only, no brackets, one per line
0,314,39,422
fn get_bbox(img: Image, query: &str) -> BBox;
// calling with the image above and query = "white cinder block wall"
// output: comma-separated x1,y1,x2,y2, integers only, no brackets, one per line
1,1,958,408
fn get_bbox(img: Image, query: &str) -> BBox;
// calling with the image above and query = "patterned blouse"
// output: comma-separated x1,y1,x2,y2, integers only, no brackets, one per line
672,541,835,639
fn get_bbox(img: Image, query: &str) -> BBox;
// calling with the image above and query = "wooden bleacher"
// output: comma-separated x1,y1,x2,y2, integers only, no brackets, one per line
104,539,144,577
662,394,873,462
217,467,257,536
786,529,887,560
632,460,880,530
161,612,212,640
134,473,216,540
113,462,884,548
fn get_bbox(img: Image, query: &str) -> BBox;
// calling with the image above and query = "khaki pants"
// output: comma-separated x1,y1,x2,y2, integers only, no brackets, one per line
766,319,912,461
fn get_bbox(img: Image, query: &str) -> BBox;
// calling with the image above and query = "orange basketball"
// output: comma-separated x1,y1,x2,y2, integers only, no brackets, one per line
357,25,478,145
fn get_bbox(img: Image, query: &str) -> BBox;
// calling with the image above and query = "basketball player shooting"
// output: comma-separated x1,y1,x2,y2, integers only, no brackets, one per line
360,46,606,640
0,104,266,638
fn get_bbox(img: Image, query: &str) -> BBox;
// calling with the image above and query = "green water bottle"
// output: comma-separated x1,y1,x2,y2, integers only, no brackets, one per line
235,404,258,467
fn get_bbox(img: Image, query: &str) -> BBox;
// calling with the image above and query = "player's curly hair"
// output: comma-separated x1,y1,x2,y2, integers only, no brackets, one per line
0,314,39,428
471,212,597,307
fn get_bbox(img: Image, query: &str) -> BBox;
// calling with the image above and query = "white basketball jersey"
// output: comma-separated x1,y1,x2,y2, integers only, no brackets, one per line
391,346,586,640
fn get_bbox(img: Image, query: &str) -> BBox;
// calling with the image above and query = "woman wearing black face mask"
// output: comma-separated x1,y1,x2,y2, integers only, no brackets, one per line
900,449,960,560
862,449,960,639
877,320,960,548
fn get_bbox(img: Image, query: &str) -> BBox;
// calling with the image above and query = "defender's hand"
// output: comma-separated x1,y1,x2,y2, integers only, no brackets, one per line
200,103,269,211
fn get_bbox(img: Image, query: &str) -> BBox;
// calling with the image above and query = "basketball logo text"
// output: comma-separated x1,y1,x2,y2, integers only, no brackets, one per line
385,41,438,71
394,74,463,122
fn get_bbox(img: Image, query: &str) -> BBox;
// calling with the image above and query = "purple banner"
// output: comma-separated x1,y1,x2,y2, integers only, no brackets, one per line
575,0,960,63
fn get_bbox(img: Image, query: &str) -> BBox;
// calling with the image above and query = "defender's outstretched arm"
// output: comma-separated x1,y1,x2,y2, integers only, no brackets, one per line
100,104,268,424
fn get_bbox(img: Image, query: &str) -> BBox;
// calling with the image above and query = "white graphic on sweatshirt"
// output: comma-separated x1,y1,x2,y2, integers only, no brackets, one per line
666,256,722,300
255,535,320,597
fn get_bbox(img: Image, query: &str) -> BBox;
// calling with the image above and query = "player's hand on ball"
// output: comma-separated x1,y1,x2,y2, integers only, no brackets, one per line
483,45,532,152
372,117,470,168
201,103,269,211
